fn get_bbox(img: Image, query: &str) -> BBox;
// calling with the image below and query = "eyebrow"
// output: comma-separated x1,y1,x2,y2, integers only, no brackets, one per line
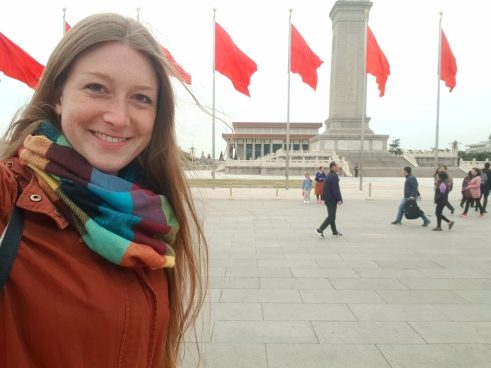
80,71,157,91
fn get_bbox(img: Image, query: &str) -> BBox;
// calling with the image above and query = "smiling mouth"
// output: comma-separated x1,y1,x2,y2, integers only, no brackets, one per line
91,130,128,143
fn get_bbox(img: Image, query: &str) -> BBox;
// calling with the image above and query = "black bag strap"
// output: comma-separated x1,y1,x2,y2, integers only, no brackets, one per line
0,185,25,291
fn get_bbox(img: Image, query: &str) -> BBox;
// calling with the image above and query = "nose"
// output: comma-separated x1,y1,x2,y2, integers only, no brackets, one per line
102,97,130,128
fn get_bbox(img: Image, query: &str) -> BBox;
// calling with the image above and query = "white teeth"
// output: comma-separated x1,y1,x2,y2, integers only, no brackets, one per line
93,131,127,143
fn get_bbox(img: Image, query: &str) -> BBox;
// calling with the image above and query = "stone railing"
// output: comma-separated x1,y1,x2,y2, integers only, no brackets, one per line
260,150,338,162
402,151,419,167
460,159,490,172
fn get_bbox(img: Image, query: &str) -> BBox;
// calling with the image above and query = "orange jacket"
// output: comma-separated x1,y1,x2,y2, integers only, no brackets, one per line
0,158,170,368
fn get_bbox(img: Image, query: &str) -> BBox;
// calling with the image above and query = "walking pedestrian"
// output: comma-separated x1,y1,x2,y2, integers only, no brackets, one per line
481,162,490,213
461,168,485,217
314,166,326,204
434,166,455,214
354,163,359,178
302,173,313,203
433,171,455,231
391,166,431,226
460,171,473,208
315,161,343,238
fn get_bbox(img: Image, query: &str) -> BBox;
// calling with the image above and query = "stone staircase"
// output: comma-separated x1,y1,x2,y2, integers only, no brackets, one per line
337,151,413,177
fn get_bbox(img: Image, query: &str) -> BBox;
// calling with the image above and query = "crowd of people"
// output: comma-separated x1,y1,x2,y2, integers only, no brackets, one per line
307,162,489,238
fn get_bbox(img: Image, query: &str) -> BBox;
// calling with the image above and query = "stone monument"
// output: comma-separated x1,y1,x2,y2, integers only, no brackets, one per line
310,0,389,152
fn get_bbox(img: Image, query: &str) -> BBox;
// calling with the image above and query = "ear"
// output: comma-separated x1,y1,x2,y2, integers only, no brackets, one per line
55,94,63,115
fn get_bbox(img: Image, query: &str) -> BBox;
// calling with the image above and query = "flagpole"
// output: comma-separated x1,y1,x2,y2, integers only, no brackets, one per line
359,8,368,191
212,8,217,190
136,7,140,22
434,12,443,169
285,9,293,190
62,8,67,35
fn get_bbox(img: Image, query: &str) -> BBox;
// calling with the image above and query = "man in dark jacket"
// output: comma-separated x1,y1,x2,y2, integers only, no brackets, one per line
316,161,343,238
391,166,431,226
482,162,490,213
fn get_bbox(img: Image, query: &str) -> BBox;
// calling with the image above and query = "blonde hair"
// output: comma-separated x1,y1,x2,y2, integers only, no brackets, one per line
1,13,207,368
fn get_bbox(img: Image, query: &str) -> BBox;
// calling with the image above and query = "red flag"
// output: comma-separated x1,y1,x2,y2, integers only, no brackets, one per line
0,33,44,89
64,21,71,33
290,24,323,90
160,46,192,85
215,23,257,96
440,30,457,92
366,27,390,97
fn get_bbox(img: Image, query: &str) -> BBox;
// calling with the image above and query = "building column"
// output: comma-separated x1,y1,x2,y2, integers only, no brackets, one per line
243,141,246,160
261,142,264,158
252,141,255,160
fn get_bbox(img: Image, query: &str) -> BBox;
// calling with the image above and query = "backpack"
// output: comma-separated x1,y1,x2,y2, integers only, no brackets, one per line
404,198,423,220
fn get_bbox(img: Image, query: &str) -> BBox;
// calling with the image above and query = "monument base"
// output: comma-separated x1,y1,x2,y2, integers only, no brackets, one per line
310,133,389,152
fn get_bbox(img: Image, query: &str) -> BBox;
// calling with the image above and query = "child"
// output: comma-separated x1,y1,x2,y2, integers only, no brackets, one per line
302,173,313,204
433,171,455,231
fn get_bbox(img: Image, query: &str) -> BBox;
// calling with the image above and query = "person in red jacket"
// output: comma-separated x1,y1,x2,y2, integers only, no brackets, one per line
0,14,207,368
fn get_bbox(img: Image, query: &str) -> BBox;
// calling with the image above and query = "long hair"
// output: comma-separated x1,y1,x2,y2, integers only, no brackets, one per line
1,13,208,368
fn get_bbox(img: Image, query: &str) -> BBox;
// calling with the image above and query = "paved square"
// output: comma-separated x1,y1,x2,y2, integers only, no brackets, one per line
184,179,491,367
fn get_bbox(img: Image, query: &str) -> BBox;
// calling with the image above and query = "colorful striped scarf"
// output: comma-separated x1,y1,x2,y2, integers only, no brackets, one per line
19,122,177,269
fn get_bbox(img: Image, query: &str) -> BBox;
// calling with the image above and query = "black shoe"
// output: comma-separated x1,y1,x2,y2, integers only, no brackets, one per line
315,229,325,238
432,227,442,231
391,221,401,225
448,221,455,230
451,209,455,215
422,221,430,227
333,232,343,236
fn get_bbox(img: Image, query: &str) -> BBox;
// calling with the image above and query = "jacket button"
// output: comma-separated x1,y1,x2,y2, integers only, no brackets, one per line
5,161,13,169
29,194,42,202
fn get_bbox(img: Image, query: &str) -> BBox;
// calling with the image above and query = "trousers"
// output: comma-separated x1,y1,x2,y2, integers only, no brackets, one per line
319,200,338,234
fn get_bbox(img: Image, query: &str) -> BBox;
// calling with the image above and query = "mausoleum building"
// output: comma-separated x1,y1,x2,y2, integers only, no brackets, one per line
222,122,322,160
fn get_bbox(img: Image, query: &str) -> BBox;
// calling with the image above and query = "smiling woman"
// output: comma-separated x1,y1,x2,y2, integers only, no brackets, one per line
55,43,158,174
0,13,207,368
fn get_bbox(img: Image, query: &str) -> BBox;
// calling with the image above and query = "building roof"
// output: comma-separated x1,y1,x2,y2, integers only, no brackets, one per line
222,133,315,140
233,122,322,129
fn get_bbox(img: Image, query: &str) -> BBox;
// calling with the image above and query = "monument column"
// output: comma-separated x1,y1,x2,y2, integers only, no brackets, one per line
310,0,388,153
327,0,372,135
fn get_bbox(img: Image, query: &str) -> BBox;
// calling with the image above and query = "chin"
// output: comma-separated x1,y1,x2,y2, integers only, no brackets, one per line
91,162,123,175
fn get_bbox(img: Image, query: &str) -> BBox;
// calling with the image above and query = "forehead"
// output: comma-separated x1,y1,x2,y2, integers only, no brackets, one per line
68,42,158,87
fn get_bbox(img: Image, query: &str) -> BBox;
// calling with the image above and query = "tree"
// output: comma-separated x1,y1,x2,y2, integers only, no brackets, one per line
219,151,224,161
388,139,403,156
207,153,211,160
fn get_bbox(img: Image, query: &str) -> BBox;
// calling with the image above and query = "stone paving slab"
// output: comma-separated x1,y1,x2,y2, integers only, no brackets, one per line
312,321,426,344
212,321,318,343
185,192,491,367
262,303,356,321
266,344,392,368
409,321,491,343
348,304,450,322
377,344,491,368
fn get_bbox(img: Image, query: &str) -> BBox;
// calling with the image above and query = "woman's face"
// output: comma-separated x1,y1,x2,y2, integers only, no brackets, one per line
55,42,158,174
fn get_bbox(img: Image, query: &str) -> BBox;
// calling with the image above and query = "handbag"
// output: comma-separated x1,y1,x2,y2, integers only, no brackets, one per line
0,185,25,291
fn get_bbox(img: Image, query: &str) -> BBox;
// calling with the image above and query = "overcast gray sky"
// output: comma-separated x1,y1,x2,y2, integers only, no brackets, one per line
1,0,490,156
